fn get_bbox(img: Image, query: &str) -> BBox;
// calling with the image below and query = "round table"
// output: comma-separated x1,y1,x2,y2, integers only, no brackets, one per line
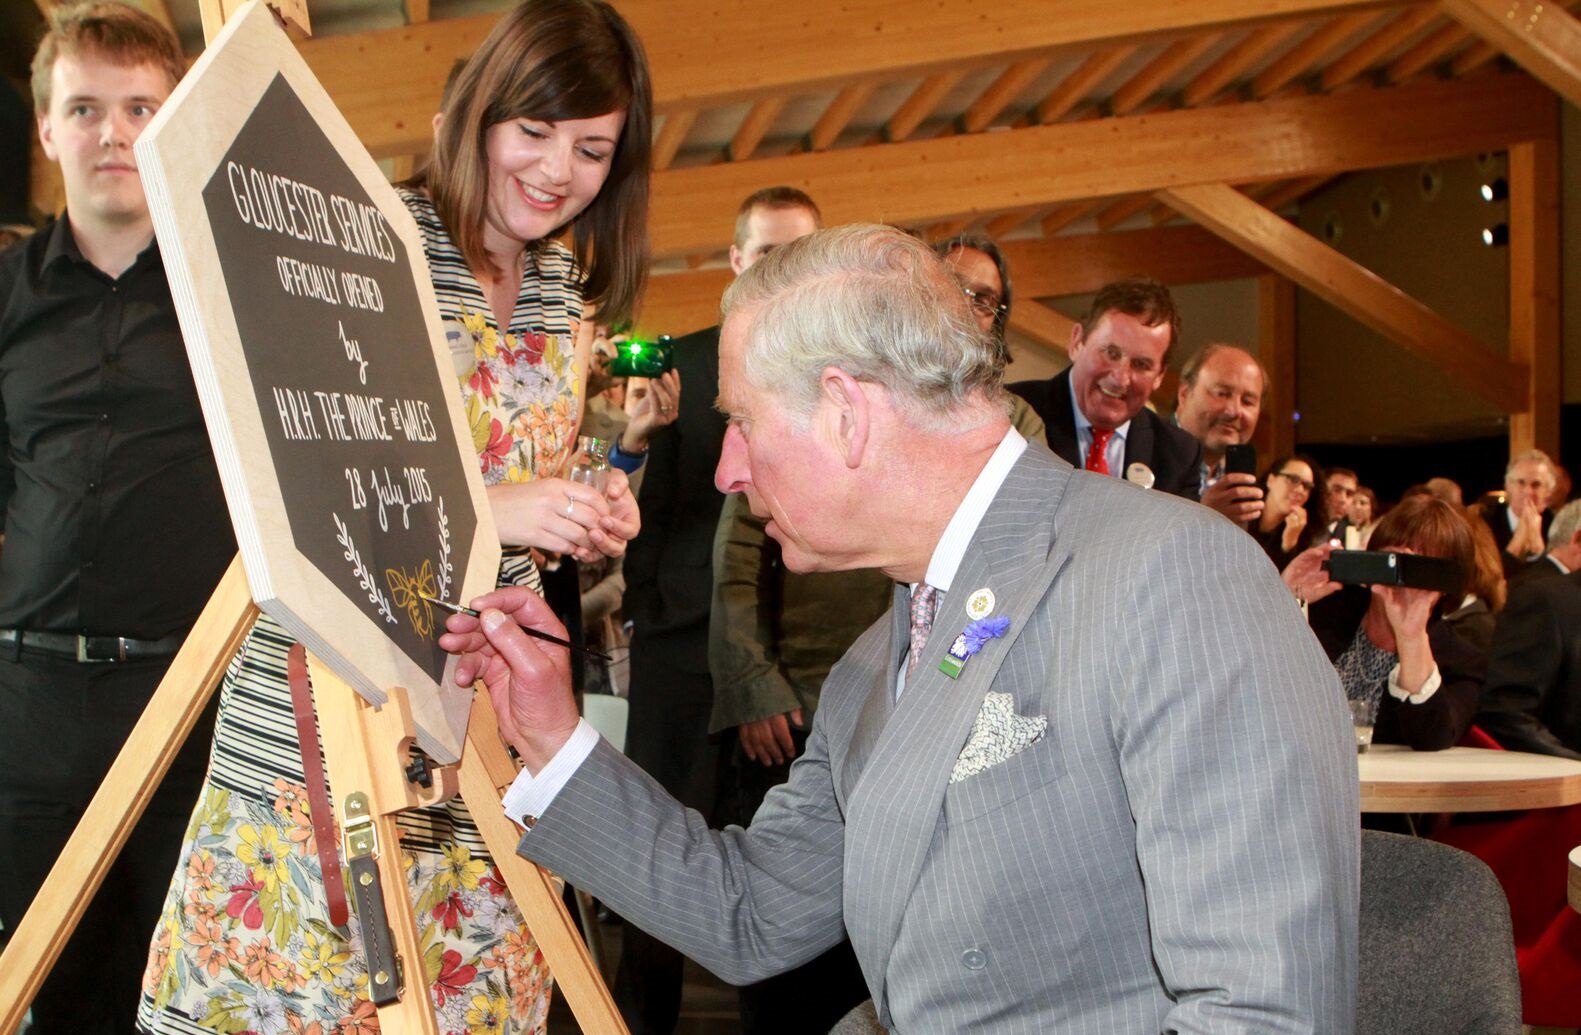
1358,744,1581,813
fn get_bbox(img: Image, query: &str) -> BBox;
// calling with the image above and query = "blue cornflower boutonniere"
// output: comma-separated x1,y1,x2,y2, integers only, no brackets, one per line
939,615,1011,679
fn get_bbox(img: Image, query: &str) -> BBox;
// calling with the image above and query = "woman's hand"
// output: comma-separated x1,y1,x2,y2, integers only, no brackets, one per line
1282,542,1341,607
1372,582,1442,695
620,368,680,455
1281,505,1308,553
584,468,640,561
488,477,612,556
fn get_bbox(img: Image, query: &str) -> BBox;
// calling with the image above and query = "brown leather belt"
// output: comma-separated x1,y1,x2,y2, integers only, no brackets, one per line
285,642,350,928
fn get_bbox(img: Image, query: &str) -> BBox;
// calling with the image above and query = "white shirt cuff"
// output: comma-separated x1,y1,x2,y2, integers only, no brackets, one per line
1387,663,1442,704
500,718,600,829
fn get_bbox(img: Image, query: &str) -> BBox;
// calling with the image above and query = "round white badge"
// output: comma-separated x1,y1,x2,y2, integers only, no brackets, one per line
966,587,996,620
1125,462,1156,489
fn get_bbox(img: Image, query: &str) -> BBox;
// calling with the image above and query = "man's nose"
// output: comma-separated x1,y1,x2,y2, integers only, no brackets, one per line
715,424,750,494
100,110,130,148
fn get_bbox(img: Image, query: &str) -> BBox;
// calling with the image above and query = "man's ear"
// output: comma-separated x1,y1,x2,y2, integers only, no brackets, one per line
819,367,869,470
728,244,746,276
1176,379,1190,409
1066,321,1083,355
38,113,58,163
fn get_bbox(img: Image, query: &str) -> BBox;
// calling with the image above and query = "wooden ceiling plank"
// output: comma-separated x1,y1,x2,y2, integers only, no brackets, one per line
1148,202,1180,225
1442,0,1581,109
985,209,1045,237
1384,20,1472,81
1259,175,1332,209
403,0,429,23
1252,11,1387,96
1110,34,1220,114
1449,37,1500,73
1159,181,1526,412
1008,300,1078,355
806,83,878,151
962,58,1053,132
729,97,787,162
1041,201,1102,236
652,110,697,172
650,73,1555,258
1034,47,1138,123
1095,194,1156,230
1181,22,1307,104
927,217,977,241
1318,6,1443,89
886,71,967,142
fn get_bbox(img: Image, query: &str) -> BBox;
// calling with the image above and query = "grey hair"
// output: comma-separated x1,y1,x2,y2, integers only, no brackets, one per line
1506,448,1557,486
720,224,1004,430
1548,499,1581,550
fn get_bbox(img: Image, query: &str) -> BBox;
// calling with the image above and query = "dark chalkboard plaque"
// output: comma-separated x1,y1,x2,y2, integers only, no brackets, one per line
134,0,500,762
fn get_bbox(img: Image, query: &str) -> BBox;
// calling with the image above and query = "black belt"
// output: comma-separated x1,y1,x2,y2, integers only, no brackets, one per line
0,628,186,662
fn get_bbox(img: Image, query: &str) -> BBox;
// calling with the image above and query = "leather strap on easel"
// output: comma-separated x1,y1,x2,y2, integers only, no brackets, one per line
286,642,349,927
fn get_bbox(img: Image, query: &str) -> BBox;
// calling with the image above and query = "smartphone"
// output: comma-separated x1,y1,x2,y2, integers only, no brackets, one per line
1323,550,1463,593
1224,443,1257,477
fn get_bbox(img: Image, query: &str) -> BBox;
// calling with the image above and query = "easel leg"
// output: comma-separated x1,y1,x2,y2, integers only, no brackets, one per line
309,659,441,1035
460,695,630,1035
0,556,258,1035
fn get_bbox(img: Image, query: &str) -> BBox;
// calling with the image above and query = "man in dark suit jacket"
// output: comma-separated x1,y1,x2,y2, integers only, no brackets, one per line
1477,500,1581,759
618,186,821,1035
1009,277,1201,500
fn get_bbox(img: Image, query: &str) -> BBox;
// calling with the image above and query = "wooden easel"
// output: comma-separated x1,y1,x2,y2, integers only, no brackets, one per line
0,2,628,1032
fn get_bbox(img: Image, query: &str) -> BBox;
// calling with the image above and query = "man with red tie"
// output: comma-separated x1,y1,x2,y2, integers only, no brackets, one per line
1009,277,1201,499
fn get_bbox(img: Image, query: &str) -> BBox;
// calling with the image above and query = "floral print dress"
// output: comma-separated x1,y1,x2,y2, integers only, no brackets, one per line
137,190,584,1035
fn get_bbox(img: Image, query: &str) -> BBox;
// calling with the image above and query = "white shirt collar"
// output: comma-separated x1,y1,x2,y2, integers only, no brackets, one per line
1548,554,1570,575
1067,370,1131,441
920,427,1027,594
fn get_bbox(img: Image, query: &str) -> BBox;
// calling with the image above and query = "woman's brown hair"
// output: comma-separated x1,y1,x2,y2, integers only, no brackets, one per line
423,0,652,327
1366,495,1477,602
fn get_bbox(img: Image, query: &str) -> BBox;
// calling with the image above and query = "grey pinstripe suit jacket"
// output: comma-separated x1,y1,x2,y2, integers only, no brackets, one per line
522,444,1359,1034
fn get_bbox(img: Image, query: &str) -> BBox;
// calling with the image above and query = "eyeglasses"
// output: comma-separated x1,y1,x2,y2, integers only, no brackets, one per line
1275,471,1314,494
961,286,1008,320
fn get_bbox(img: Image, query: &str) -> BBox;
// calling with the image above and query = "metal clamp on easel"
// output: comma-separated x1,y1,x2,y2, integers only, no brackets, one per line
342,791,403,1006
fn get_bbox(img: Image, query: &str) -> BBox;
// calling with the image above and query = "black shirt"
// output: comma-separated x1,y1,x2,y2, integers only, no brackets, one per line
0,217,234,638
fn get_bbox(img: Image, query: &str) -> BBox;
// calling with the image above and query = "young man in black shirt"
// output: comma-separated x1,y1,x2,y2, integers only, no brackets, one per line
0,5,234,1031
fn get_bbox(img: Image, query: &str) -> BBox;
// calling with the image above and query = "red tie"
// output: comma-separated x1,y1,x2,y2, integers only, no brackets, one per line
1086,428,1112,475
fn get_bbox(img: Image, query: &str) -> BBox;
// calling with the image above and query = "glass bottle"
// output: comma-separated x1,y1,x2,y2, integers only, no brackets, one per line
568,435,610,492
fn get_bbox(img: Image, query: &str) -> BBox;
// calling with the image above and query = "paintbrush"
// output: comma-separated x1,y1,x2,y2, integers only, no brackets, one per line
421,595,612,662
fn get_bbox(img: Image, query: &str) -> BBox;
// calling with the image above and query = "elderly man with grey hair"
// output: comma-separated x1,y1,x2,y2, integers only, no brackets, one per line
440,224,1358,1034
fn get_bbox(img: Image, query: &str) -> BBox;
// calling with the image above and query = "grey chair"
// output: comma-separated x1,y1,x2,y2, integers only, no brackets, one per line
1358,830,1521,1035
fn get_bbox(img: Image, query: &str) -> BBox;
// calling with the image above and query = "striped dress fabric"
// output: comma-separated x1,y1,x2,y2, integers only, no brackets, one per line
138,189,579,1035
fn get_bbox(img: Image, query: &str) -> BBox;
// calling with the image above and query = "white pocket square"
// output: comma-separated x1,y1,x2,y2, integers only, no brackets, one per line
950,692,1048,784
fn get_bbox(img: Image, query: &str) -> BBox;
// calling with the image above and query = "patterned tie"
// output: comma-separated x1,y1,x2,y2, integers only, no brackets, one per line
906,583,939,682
1086,427,1113,475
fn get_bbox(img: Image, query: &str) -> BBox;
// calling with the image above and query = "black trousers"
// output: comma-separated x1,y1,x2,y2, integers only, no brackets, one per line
613,630,717,1035
0,648,217,1035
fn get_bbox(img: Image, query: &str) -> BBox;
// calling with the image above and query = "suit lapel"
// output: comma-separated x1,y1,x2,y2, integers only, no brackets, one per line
1045,369,1081,467
1123,408,1154,474
842,447,1072,1014
838,584,908,804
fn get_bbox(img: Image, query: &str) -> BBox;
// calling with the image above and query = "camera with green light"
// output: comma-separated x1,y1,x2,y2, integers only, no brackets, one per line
608,335,674,378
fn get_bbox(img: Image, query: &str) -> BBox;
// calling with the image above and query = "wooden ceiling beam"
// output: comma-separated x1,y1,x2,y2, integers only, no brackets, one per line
1110,34,1218,114
1094,194,1156,230
1319,6,1444,89
1252,11,1386,96
1160,181,1526,412
649,73,1554,258
1259,175,1332,210
403,0,429,23
1443,0,1581,109
885,71,966,142
985,209,1046,238
806,83,877,152
640,224,1270,335
927,217,976,241
1008,300,1079,354
1450,37,1501,73
1181,21,1307,104
728,98,786,161
652,111,697,172
962,59,1052,132
1041,201,1102,236
1034,48,1137,123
